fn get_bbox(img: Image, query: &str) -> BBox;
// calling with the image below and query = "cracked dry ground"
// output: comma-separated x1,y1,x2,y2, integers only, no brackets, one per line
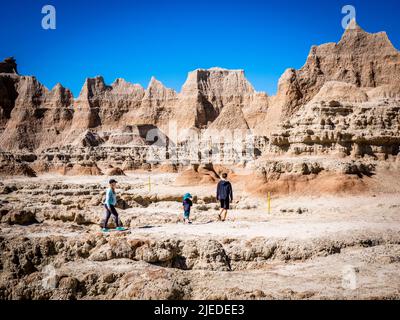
0,173,400,300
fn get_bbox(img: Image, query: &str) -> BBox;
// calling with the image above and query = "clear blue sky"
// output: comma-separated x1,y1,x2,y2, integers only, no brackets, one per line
1,0,399,96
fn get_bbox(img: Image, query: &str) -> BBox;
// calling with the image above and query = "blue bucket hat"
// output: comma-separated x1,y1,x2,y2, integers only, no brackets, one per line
183,193,192,200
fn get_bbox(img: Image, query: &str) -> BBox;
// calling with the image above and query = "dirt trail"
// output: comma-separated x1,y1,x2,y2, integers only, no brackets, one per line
0,173,399,300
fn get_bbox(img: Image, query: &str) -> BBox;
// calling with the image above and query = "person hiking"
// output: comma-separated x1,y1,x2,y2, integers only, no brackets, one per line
182,193,193,224
102,179,125,232
216,173,233,222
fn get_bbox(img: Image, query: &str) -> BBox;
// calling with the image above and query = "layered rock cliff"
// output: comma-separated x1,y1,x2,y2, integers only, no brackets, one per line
0,75,74,151
271,20,400,121
0,22,399,178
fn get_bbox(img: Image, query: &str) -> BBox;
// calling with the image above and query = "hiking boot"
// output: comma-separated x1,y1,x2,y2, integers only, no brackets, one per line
102,228,110,232
116,227,126,231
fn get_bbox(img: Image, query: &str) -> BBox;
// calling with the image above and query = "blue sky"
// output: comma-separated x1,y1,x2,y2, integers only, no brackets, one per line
1,0,399,96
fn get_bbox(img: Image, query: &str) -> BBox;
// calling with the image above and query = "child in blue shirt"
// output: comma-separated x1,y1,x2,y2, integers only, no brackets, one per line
182,193,193,224
102,179,125,232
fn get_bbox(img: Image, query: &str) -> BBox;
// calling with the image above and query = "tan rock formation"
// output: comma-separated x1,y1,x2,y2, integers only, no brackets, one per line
269,20,400,132
0,22,399,185
0,76,74,151
0,57,18,74
174,68,268,132
107,166,126,176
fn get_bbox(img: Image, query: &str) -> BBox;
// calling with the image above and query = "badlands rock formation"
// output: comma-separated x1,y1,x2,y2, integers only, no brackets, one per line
0,22,398,194
0,57,17,74
270,20,400,119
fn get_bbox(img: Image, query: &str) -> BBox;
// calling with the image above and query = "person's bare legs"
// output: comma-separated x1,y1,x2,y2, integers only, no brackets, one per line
221,209,228,221
218,208,224,221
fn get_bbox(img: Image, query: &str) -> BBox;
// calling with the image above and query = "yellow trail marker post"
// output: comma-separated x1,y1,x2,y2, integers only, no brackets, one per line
267,192,271,214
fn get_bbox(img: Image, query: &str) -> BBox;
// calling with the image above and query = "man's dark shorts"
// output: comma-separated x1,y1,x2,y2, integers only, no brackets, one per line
220,198,230,209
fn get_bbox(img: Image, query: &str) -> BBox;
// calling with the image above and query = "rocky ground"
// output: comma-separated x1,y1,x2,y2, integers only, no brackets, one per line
1,172,399,300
